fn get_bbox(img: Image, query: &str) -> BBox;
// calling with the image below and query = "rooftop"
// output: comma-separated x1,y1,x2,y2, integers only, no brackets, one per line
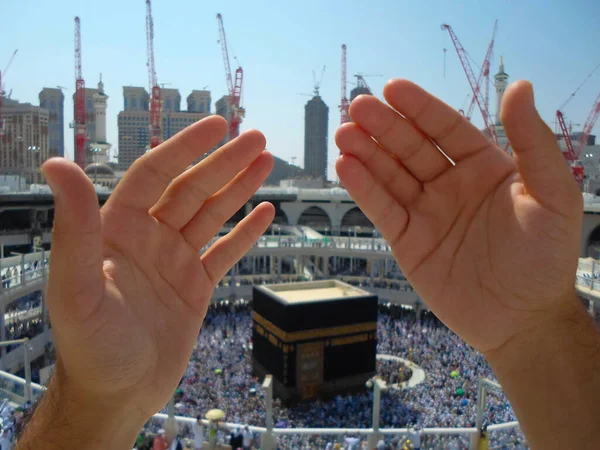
262,280,369,304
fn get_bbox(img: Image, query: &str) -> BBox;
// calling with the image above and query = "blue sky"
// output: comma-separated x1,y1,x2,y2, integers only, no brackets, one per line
3,0,600,179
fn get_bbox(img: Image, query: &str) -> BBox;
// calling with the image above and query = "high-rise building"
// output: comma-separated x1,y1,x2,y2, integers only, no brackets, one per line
0,98,49,184
39,88,65,158
494,56,508,126
304,95,329,180
88,76,112,166
118,87,211,171
350,85,371,103
493,57,510,153
123,86,150,112
188,90,211,114
162,89,181,112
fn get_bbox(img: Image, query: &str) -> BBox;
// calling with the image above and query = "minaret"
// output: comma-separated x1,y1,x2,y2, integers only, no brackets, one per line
90,74,111,165
494,57,509,125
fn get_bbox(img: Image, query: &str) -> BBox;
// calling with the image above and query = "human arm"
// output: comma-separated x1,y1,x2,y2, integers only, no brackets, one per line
485,295,600,450
15,363,146,449
16,116,275,449
335,79,600,449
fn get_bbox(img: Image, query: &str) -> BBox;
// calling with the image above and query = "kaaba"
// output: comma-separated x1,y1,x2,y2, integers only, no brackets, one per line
252,280,378,402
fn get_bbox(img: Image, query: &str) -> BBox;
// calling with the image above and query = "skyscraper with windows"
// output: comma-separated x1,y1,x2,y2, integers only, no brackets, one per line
39,88,64,158
117,87,211,171
0,98,49,184
162,89,181,113
304,94,329,180
188,90,211,114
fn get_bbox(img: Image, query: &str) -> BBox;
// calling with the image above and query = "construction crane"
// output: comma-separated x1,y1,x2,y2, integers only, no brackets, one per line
0,49,18,138
312,66,326,96
442,23,498,146
465,20,498,121
353,73,382,95
556,110,584,187
354,74,372,95
298,67,326,98
557,91,600,188
74,17,87,169
217,13,244,141
146,0,162,149
578,91,600,153
556,60,600,188
340,44,349,125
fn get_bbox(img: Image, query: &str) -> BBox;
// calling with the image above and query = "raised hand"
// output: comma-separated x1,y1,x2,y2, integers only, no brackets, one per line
336,80,582,355
28,116,274,446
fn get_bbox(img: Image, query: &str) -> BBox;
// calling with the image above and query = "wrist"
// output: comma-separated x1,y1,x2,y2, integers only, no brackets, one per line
18,361,147,450
484,292,600,450
484,292,596,368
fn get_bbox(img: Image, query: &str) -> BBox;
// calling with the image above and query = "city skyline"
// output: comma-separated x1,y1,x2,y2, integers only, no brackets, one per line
3,0,600,180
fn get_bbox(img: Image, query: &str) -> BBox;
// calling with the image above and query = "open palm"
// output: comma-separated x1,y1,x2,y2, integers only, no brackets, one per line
43,116,274,420
336,80,582,354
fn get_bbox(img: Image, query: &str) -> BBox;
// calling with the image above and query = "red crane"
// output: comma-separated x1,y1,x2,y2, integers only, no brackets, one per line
465,20,498,121
146,0,162,149
340,44,349,125
556,110,576,161
442,23,498,145
0,49,18,138
556,110,584,187
217,13,244,141
578,91,600,153
556,83,599,188
74,17,87,169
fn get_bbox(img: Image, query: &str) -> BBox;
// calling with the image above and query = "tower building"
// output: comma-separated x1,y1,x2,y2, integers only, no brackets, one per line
0,98,49,185
350,86,371,102
494,56,509,126
162,89,181,113
188,90,211,114
88,76,111,166
490,57,511,153
304,94,329,180
39,88,65,158
118,87,211,171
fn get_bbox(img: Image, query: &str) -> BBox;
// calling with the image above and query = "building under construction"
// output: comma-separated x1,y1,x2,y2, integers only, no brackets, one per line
304,94,329,180
39,88,65,158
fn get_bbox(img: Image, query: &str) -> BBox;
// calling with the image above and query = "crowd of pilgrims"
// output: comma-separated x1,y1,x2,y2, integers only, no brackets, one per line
137,300,528,449
4,292,44,354
0,273,535,448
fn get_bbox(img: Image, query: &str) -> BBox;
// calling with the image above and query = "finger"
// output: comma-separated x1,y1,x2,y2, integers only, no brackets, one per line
383,79,495,161
150,130,267,230
336,155,408,246
42,158,104,323
201,202,275,285
501,80,581,213
349,95,451,182
109,115,228,211
182,151,274,250
335,123,422,205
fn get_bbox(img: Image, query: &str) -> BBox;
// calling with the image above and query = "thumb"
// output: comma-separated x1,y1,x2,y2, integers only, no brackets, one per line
43,158,104,324
501,80,580,211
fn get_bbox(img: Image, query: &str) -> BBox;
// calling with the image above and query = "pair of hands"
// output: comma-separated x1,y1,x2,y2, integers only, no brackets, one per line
41,79,582,430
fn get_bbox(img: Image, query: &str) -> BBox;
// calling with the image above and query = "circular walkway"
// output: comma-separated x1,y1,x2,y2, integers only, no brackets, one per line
376,354,426,390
